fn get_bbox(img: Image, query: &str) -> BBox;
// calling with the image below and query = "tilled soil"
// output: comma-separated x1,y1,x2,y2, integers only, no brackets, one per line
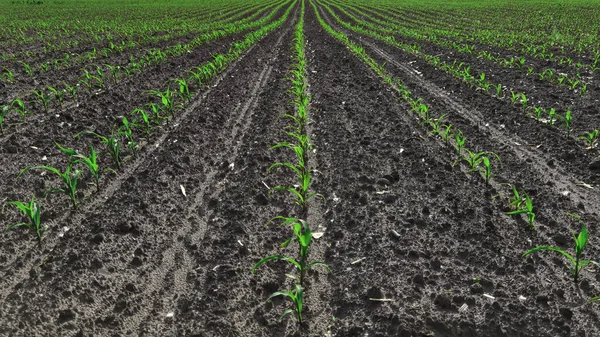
2,1,600,337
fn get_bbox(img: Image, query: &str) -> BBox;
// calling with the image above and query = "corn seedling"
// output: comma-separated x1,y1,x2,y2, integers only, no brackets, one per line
523,214,597,283
31,89,51,113
560,108,572,136
5,195,46,243
495,84,503,98
266,284,304,323
578,130,598,148
80,70,94,92
174,78,192,102
580,83,588,96
454,130,466,154
547,108,556,125
19,61,33,77
119,117,136,153
2,67,14,83
104,64,120,81
268,143,323,209
130,108,153,135
76,130,122,168
47,86,65,109
440,124,453,144
532,107,544,121
64,82,78,102
508,185,525,209
56,142,114,191
520,93,528,111
147,88,176,119
463,150,492,171
427,114,448,135
507,190,535,230
93,67,105,89
10,98,27,122
569,78,580,91
510,90,519,105
253,217,330,285
18,163,82,209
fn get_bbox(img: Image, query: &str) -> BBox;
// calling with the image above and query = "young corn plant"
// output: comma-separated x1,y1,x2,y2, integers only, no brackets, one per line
520,93,528,111
64,82,78,102
560,108,572,136
130,108,154,135
547,108,556,125
523,214,597,283
47,86,65,109
508,185,525,209
174,78,193,103
119,117,136,153
532,107,544,121
266,284,304,322
147,88,176,120
31,89,51,113
507,190,535,230
76,130,122,168
510,90,520,105
268,141,323,211
17,162,82,209
578,130,598,149
56,143,114,191
253,217,330,285
5,195,46,243
10,98,27,122
454,130,466,155
439,124,453,144
19,61,33,77
427,114,447,135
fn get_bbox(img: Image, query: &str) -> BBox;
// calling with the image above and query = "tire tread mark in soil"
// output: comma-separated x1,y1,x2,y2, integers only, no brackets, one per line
120,13,295,333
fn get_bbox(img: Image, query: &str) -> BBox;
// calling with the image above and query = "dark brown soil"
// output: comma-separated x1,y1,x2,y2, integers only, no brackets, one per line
2,1,600,337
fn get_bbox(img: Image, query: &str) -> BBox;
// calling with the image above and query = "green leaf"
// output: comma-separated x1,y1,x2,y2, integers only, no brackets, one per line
280,309,295,321
266,290,293,303
56,142,78,157
5,222,31,231
6,201,29,214
280,237,293,248
576,225,589,253
523,246,576,266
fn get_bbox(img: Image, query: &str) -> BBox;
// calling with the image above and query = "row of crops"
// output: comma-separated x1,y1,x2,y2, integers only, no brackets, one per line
307,0,600,314
1,0,600,332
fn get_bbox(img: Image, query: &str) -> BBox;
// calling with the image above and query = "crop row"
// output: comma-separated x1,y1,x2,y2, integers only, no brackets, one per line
324,0,590,95
3,0,297,243
0,0,286,95
316,0,599,152
311,0,600,303
252,0,331,323
0,1,283,81
0,1,293,137
345,0,600,72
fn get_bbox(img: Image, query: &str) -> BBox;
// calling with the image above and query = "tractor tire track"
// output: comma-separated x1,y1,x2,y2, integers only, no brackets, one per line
120,9,296,335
